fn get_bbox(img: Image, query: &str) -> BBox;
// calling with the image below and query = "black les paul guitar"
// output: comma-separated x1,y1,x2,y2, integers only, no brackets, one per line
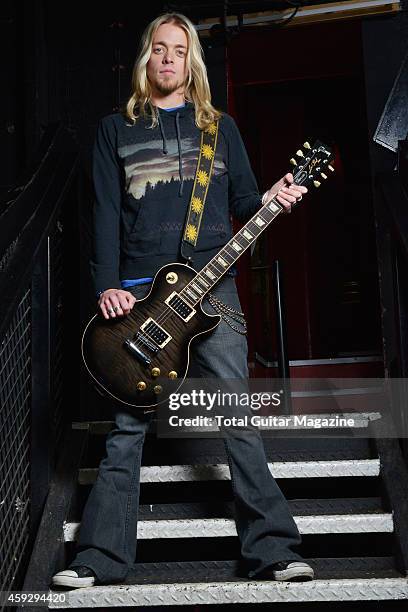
82,140,335,411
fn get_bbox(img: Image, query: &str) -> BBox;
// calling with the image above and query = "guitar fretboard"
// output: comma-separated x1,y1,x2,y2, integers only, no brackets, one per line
179,195,284,305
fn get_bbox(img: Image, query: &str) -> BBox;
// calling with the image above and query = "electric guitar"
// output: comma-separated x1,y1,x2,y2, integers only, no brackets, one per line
82,140,335,410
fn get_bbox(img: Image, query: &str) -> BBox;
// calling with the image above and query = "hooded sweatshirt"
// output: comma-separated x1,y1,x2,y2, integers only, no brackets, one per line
90,101,263,296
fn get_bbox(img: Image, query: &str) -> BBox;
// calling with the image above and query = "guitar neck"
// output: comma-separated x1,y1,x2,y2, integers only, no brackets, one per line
178,139,334,306
179,195,284,304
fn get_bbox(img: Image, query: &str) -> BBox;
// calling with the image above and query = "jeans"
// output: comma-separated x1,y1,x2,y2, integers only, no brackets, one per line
70,277,303,582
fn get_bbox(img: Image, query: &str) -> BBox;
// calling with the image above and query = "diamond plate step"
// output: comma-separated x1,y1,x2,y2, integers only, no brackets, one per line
78,458,380,485
48,577,408,607
64,513,393,542
80,423,377,467
56,557,402,584
135,497,384,520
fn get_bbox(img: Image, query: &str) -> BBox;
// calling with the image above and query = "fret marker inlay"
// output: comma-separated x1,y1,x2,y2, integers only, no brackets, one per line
254,216,266,227
217,256,228,268
198,277,209,288
186,289,198,300
243,229,254,241
232,241,242,252
191,283,203,295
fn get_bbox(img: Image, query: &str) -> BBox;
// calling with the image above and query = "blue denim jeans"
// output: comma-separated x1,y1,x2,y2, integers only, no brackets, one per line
70,277,303,582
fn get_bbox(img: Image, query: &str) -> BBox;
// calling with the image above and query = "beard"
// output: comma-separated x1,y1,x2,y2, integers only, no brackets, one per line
151,73,185,96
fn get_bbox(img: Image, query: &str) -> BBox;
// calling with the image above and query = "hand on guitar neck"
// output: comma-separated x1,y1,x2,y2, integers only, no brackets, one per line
263,172,308,214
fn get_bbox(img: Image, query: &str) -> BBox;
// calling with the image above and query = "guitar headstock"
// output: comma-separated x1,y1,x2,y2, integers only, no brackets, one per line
289,140,335,190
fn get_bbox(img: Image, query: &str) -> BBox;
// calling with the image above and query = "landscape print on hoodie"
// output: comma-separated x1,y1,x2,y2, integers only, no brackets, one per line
118,136,226,203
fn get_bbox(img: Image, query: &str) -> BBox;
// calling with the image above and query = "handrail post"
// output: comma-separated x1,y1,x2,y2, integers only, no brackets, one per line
272,260,292,415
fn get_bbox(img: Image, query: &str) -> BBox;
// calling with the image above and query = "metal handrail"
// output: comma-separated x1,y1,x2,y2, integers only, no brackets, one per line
0,123,79,340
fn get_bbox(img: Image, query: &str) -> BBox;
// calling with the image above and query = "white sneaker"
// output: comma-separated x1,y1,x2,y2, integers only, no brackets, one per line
51,566,96,588
259,561,314,581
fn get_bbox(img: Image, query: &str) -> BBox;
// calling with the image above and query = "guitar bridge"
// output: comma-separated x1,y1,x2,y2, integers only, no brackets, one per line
123,339,152,367
135,332,159,354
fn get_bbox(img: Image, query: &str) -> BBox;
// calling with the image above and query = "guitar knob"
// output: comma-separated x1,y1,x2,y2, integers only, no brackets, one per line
168,371,178,380
153,385,162,394
151,367,160,377
137,381,147,391
166,272,178,284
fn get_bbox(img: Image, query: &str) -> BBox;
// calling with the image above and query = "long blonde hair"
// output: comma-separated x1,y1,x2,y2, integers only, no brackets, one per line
123,13,221,130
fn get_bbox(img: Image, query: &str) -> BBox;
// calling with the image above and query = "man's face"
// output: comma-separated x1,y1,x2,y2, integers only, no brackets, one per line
146,23,188,97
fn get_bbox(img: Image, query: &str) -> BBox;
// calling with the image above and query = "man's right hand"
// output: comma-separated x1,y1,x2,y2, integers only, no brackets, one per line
98,289,137,319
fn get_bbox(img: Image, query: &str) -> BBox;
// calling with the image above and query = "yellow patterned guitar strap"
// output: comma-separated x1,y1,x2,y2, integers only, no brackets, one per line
181,119,219,264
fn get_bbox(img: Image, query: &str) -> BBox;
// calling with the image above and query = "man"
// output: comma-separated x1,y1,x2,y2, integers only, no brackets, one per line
52,12,313,589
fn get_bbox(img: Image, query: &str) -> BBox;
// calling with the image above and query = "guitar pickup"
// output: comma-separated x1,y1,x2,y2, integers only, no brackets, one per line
165,291,196,322
139,318,172,349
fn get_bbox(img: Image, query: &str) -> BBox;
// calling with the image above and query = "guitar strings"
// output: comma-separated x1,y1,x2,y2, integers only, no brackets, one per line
129,177,308,353
128,194,285,353
131,198,282,348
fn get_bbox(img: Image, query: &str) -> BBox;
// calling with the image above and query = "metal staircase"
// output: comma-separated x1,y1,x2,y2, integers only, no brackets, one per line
21,413,408,610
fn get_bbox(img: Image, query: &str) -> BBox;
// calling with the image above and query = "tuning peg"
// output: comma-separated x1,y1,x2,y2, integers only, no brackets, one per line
290,158,297,166
328,165,334,172
321,173,328,179
296,150,304,158
303,142,311,149
313,180,321,188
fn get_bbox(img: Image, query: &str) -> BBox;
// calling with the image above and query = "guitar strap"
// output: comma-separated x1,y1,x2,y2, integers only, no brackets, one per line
180,120,247,335
181,120,219,265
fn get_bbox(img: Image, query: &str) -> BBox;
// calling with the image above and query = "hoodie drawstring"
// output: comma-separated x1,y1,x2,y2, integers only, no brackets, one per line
157,112,168,154
175,111,184,197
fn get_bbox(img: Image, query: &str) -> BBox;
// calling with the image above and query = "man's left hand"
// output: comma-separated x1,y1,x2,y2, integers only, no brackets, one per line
264,173,308,214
